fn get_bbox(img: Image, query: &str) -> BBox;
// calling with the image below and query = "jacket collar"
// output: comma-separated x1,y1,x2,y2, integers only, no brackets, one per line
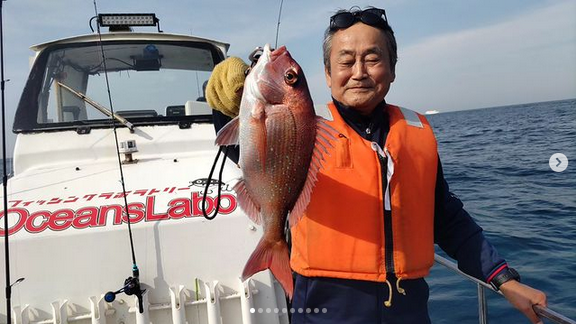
332,98,389,145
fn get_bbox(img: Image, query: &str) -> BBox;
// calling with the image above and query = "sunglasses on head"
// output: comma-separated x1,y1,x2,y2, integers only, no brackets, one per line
329,8,389,31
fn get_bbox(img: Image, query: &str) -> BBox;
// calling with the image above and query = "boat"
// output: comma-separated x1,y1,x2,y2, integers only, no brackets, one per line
425,110,439,115
1,14,288,324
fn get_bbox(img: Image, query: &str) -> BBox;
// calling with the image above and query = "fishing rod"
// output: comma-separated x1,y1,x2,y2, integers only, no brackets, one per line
1,1,25,322
274,0,284,48
0,1,11,323
90,0,145,312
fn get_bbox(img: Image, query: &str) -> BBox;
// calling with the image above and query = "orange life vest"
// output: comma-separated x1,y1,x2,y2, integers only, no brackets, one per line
290,102,438,282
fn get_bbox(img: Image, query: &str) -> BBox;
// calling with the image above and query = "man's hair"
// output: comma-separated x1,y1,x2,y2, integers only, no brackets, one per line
323,8,398,74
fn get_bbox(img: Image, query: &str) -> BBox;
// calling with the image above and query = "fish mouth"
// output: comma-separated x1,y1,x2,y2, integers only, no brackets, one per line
246,44,287,105
270,46,287,61
246,44,272,104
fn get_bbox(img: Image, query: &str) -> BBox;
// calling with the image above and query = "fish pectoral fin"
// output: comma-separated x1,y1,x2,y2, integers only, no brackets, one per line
288,117,337,227
315,116,339,150
233,179,262,224
215,116,240,146
242,239,293,300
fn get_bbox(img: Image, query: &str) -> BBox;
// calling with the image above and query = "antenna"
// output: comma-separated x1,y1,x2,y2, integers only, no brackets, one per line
195,72,201,98
274,0,284,48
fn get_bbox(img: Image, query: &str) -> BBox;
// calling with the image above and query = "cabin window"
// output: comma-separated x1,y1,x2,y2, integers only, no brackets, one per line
15,40,223,132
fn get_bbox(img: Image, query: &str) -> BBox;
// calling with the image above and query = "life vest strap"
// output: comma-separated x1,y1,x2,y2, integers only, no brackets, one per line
398,107,423,128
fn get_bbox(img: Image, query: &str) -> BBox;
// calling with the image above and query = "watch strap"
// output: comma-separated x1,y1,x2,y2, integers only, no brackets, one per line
490,267,521,290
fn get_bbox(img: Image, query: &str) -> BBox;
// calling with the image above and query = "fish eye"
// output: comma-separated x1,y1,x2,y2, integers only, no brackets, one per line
284,70,298,85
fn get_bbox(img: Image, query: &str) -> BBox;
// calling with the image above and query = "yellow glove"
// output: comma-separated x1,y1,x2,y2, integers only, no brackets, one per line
206,57,249,118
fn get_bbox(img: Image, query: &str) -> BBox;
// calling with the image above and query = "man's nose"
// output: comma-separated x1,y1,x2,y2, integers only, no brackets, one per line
352,61,368,79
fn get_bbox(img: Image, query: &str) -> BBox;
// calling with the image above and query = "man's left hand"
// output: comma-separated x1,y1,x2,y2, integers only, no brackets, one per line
500,280,547,324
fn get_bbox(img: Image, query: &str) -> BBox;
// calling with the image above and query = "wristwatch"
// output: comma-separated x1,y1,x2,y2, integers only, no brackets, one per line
490,267,521,291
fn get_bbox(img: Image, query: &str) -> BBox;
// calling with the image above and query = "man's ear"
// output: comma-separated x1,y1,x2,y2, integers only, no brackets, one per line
325,66,332,89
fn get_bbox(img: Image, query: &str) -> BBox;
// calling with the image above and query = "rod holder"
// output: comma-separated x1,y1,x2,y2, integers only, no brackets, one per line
51,300,69,324
169,285,188,324
239,278,255,324
90,295,108,324
205,281,222,324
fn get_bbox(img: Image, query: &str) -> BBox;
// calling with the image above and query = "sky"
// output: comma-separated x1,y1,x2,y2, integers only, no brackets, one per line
0,0,575,154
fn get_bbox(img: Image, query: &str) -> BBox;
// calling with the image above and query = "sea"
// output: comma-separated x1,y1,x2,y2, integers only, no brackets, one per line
426,98,576,323
1,99,575,323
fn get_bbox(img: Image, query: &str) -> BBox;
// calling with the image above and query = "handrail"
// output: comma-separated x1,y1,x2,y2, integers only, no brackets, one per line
534,306,576,324
434,254,576,324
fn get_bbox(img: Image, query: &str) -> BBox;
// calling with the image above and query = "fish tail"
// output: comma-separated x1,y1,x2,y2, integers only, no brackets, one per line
242,239,294,299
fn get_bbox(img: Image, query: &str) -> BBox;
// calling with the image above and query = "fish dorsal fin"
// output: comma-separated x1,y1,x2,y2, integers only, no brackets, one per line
289,117,337,227
233,179,262,225
215,116,240,146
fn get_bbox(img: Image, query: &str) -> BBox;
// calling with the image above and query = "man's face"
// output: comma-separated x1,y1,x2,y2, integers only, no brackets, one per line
325,23,395,115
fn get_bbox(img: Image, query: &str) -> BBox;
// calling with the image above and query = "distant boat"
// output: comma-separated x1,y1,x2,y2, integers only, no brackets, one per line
425,110,440,115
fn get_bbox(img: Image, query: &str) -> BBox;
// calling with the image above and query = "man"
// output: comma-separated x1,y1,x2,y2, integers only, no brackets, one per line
206,6,547,323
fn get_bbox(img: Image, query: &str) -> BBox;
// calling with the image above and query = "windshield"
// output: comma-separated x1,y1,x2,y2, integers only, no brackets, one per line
14,40,224,132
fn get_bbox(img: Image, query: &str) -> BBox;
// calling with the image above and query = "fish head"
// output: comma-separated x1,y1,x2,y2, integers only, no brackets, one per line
243,44,313,111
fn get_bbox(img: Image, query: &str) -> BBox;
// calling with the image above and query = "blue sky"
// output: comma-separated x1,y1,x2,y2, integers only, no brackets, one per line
1,0,575,152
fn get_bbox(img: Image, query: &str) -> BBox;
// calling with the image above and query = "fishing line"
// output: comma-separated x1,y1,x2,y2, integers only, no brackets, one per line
202,146,229,220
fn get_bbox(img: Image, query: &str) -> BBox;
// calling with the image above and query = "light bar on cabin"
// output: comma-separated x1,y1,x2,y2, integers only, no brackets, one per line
98,14,158,27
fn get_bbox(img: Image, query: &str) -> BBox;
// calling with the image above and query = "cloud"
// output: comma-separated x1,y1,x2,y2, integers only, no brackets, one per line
387,0,576,112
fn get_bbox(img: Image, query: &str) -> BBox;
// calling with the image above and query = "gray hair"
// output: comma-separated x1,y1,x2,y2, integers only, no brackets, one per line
323,8,398,74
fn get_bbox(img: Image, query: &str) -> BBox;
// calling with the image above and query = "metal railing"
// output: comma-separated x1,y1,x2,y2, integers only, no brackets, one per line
434,254,576,324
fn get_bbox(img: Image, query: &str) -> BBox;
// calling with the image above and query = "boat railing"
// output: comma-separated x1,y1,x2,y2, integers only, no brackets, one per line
434,254,576,324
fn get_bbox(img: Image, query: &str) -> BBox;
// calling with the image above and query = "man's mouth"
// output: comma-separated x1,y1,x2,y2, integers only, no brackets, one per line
348,86,371,90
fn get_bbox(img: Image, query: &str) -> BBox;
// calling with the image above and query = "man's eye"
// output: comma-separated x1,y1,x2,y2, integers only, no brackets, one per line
365,56,381,63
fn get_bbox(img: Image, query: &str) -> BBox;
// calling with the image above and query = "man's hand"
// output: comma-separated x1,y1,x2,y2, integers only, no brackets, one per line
500,280,547,324
206,57,249,118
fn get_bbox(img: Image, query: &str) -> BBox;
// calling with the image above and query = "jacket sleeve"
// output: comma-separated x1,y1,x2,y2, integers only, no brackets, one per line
433,156,507,282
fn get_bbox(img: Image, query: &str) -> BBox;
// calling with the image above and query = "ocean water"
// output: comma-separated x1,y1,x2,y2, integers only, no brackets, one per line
426,98,576,323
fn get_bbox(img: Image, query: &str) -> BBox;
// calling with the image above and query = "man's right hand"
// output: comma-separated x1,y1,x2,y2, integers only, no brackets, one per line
206,57,249,118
